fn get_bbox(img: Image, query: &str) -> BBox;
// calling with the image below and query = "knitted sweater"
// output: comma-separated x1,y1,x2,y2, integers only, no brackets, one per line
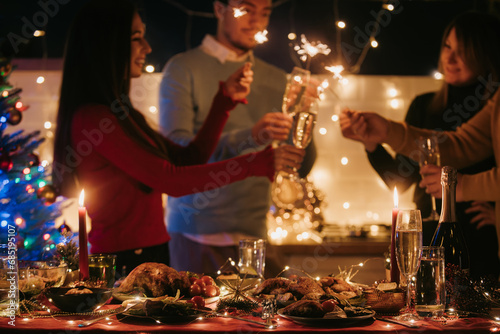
71,85,275,253
386,87,500,257
159,46,287,238
367,85,498,277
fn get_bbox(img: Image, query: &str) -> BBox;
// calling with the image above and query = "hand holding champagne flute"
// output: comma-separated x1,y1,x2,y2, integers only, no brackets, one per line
418,136,441,221
395,209,423,322
278,67,318,179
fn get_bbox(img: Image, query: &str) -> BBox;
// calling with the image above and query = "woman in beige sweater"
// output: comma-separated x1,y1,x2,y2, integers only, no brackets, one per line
341,88,500,258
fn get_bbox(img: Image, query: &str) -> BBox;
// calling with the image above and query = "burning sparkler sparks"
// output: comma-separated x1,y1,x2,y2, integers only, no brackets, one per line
294,34,331,64
254,30,268,44
233,7,247,18
321,65,347,101
325,65,345,80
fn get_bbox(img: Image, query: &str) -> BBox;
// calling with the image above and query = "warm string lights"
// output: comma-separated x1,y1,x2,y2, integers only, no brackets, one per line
275,258,379,284
216,258,260,302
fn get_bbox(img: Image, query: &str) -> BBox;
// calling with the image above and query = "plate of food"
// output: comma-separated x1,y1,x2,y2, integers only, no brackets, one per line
252,275,365,308
46,287,112,312
112,263,220,305
277,300,375,326
116,297,208,324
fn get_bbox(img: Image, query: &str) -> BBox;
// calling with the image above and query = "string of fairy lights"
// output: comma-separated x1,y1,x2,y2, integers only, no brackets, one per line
158,0,397,75
23,0,447,246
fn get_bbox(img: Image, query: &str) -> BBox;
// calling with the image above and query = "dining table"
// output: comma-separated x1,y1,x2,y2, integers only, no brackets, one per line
1,302,498,334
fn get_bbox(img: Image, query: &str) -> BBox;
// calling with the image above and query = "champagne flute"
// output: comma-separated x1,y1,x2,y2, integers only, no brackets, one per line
271,68,314,206
395,209,423,322
282,67,311,117
418,136,441,221
292,97,317,149
274,67,313,182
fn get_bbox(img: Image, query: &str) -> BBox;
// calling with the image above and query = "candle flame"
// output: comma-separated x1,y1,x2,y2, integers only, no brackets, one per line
79,190,85,207
393,187,398,208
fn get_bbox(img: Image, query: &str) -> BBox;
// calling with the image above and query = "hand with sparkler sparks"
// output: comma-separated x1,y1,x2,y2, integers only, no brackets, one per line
339,109,390,148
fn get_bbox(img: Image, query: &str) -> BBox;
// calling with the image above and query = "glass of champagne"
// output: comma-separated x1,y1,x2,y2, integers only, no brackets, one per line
282,67,311,117
292,97,318,149
273,67,313,185
418,136,441,221
395,209,423,322
272,68,316,206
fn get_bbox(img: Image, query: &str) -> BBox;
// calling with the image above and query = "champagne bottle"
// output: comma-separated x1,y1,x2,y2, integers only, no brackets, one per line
430,166,470,309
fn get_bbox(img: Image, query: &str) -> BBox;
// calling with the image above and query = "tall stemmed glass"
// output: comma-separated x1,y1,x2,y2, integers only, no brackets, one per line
275,67,316,183
271,68,315,207
395,209,423,322
282,67,317,178
418,136,441,221
292,97,318,150
282,67,311,117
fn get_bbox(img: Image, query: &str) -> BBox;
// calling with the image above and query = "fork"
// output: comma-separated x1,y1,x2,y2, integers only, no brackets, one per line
78,302,138,327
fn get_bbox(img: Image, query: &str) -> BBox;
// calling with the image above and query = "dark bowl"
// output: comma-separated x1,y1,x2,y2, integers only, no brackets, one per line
45,287,112,313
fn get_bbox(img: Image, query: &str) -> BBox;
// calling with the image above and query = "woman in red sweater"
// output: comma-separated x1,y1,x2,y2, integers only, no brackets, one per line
52,0,304,275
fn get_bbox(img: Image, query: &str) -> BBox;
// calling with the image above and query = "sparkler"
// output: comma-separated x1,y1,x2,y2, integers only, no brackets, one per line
293,34,331,69
254,30,268,44
233,7,247,18
325,65,344,80
322,64,347,103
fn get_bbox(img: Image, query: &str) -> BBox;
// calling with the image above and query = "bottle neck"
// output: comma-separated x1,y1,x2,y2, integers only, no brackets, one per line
439,182,456,223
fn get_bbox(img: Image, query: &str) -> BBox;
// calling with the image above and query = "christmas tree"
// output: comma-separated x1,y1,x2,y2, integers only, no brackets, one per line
0,57,67,261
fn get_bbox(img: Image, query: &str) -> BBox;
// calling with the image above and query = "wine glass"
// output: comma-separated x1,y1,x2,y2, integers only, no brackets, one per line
292,97,318,149
274,67,314,183
282,67,311,117
395,209,423,322
418,136,441,221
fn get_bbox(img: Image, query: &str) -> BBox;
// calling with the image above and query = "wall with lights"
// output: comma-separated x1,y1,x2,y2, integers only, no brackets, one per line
8,69,441,233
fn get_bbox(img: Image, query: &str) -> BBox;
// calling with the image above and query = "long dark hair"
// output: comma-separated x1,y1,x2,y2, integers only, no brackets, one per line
430,11,500,112
53,0,169,197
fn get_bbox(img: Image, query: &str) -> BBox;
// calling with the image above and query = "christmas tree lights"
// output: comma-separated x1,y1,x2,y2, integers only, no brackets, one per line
0,57,67,261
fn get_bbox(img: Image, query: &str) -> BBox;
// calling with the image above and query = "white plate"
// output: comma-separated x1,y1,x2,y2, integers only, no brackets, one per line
277,308,375,326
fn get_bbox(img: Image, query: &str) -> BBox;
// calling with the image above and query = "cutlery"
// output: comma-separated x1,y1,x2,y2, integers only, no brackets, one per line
78,302,138,327
200,309,278,329
375,316,420,328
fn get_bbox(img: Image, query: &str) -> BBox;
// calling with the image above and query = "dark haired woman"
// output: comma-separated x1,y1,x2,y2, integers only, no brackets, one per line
53,0,303,274
340,12,500,280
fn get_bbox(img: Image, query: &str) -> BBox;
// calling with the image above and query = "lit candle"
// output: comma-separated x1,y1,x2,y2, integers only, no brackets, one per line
390,187,400,284
78,190,89,281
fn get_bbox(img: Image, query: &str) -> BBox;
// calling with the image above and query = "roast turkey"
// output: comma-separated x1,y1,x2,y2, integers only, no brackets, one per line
116,262,190,297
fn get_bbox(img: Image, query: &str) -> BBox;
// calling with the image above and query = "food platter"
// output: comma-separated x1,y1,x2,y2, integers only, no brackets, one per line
277,308,375,326
111,290,219,305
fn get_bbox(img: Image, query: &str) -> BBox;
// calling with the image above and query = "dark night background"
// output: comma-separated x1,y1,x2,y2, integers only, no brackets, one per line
1,0,499,75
